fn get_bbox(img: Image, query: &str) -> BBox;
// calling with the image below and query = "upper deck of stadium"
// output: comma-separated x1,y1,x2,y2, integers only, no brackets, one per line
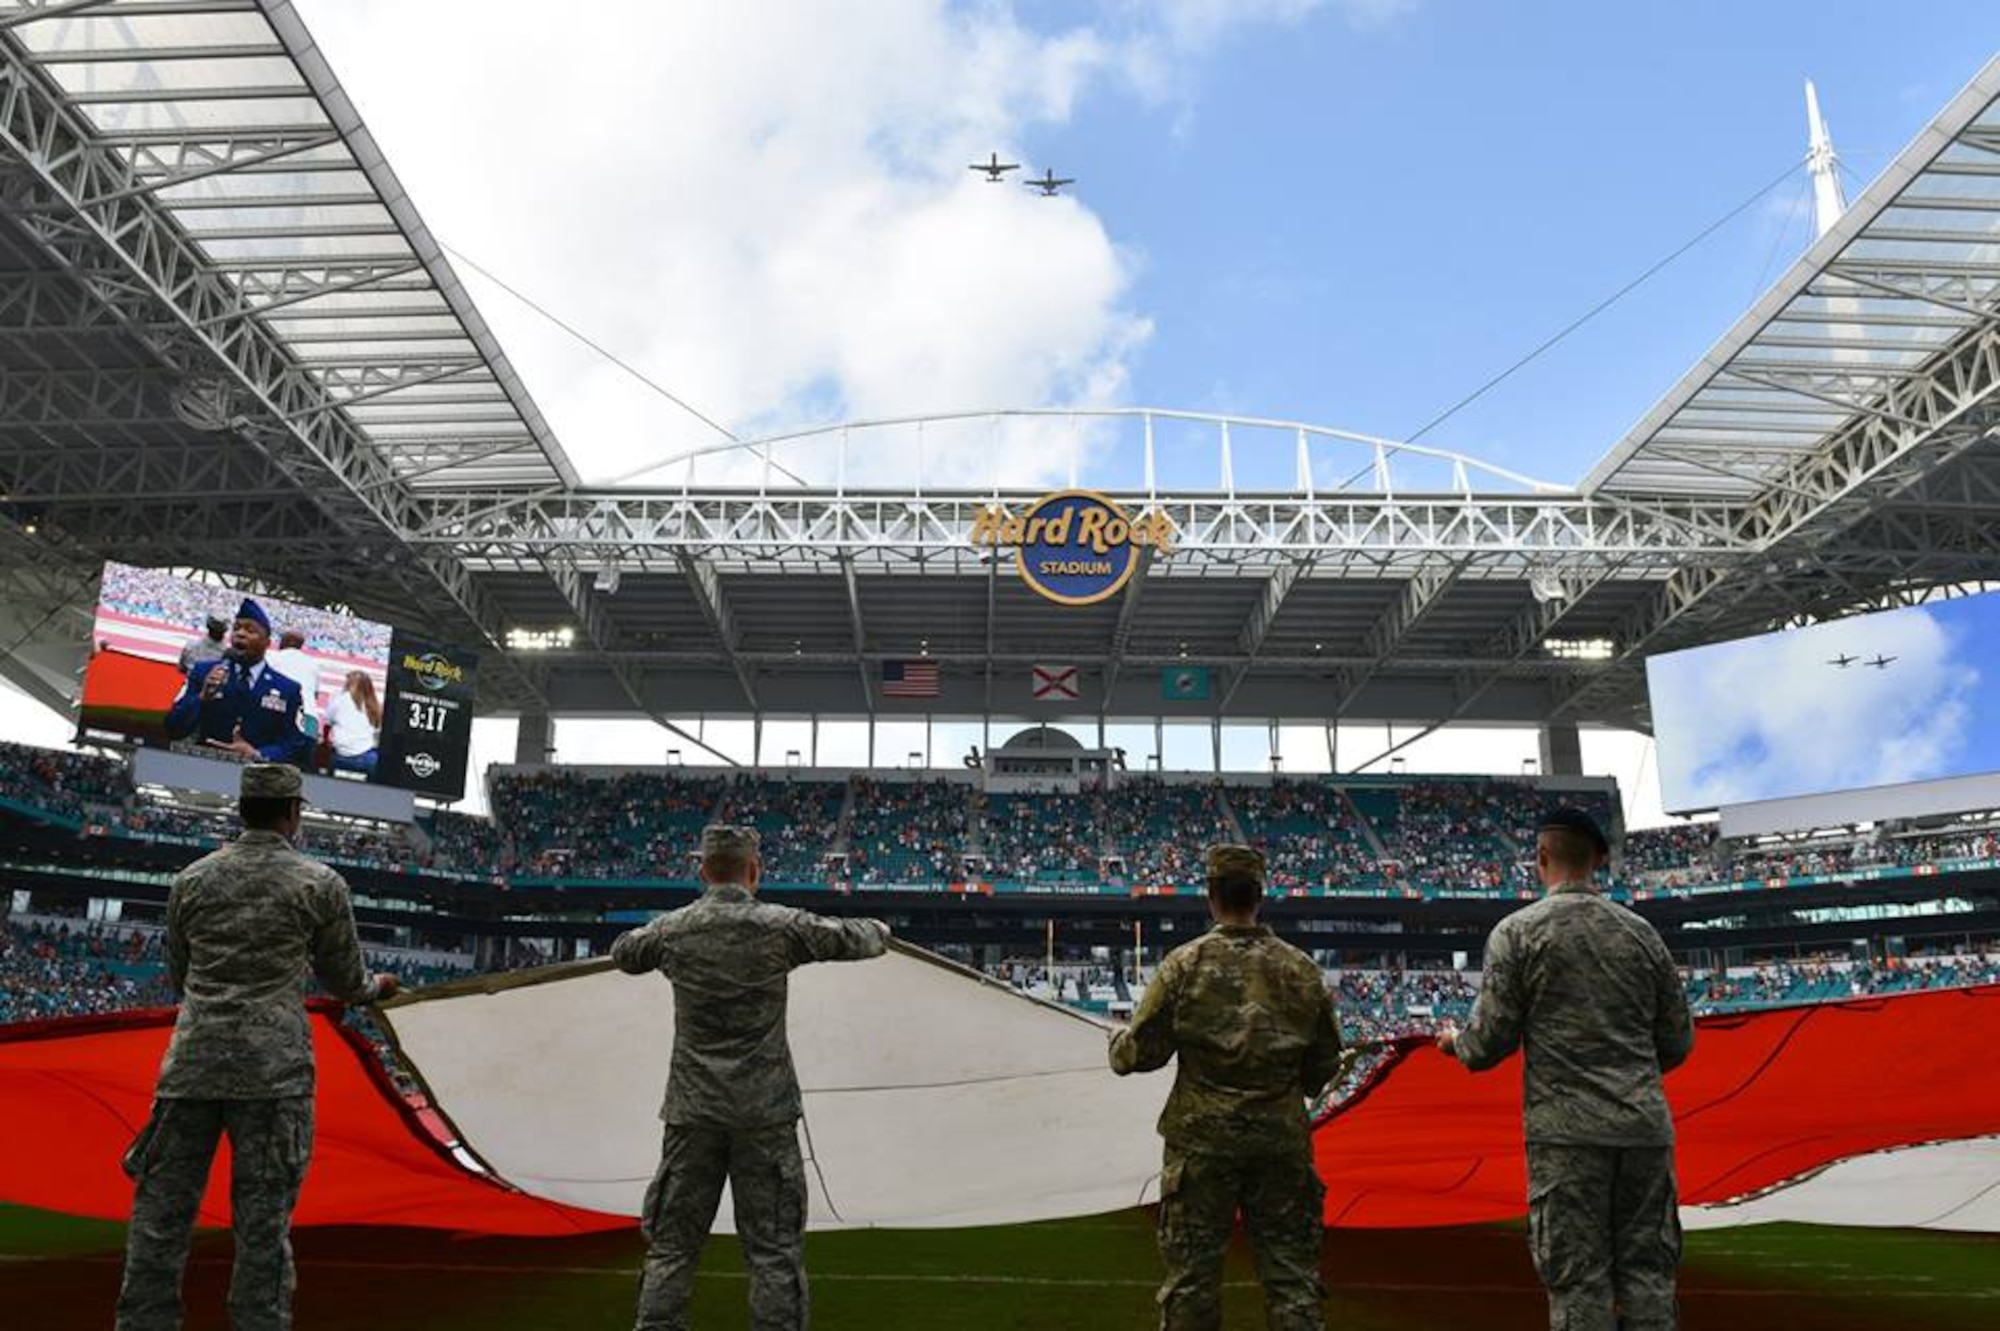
3,1,2000,739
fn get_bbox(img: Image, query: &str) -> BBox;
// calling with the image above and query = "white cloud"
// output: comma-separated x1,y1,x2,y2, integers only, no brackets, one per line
1649,606,1981,811
291,1,1386,490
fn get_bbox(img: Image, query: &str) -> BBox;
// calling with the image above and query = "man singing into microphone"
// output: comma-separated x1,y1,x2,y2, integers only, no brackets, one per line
165,598,312,767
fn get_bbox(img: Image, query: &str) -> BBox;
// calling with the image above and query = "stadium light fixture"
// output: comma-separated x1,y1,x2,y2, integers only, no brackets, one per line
505,627,576,651
1543,636,1615,661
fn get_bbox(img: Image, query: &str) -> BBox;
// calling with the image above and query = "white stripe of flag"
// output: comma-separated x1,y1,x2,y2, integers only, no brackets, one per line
1031,664,1080,702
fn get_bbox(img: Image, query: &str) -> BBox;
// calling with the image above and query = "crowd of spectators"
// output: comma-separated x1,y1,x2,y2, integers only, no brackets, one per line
716,777,845,881
10,736,2000,903
0,914,475,1026
1685,951,2000,1009
489,770,725,879
0,741,130,821
0,915,172,1023
1622,823,1720,875
1231,780,1380,892
975,792,1101,880
98,563,391,661
843,778,969,884
1383,780,1542,895
1100,780,1235,885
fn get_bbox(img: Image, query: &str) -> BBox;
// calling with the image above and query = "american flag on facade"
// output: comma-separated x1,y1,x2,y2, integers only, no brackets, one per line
881,659,940,698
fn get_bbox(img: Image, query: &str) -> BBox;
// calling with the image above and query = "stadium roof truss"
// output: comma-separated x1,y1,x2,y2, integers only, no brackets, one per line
0,3,1998,735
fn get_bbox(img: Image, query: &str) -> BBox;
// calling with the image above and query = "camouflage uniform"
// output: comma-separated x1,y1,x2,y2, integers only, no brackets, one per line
614,825,890,1331
1452,877,1696,1331
1110,845,1344,1331
117,764,385,1331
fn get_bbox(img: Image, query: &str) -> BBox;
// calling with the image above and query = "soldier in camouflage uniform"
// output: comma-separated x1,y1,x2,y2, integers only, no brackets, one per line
116,763,397,1331
614,824,891,1331
1110,844,1345,1331
1439,807,1696,1331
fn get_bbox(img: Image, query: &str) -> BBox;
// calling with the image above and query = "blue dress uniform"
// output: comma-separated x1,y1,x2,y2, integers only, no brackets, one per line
163,600,311,767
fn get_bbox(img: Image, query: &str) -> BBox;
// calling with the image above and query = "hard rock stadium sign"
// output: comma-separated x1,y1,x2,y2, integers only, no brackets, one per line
969,490,1178,607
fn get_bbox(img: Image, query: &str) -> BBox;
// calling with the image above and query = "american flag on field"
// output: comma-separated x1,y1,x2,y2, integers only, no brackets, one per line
881,659,940,698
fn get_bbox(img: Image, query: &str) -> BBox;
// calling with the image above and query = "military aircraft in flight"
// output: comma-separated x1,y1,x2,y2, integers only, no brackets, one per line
1864,654,1898,669
1827,653,1859,668
1024,168,1075,196
969,152,1020,182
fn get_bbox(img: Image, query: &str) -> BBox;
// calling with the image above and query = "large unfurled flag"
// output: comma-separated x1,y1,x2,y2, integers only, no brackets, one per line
1162,665,1211,700
6,980,1996,1235
881,659,940,698
1031,664,1080,702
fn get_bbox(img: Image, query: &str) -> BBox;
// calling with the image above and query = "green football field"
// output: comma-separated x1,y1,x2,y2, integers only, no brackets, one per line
2,1203,1995,1329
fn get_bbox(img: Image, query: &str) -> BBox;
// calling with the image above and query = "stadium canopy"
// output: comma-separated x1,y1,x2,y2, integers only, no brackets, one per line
2,4,1999,737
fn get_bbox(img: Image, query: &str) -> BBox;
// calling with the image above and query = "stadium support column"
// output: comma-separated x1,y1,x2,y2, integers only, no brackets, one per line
1538,722,1583,777
516,711,553,766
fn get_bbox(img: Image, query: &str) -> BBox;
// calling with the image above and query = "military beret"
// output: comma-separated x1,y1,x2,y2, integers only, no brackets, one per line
240,762,303,801
1538,806,1609,856
700,824,760,859
235,598,271,633
1204,843,1266,884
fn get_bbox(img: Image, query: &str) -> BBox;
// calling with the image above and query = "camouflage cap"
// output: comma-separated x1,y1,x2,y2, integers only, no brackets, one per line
240,762,303,801
700,824,760,860
1204,843,1266,884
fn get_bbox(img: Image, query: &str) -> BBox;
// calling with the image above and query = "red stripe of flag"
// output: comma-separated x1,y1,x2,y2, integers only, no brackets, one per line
882,660,940,698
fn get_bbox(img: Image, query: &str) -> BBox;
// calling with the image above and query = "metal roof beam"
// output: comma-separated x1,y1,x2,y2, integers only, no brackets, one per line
1216,550,1302,713
1330,559,1465,713
839,554,874,715
678,551,759,709
1100,547,1154,706
0,50,541,698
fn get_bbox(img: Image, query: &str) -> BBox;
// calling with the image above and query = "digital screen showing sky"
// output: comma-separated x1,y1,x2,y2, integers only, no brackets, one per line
1648,591,2000,812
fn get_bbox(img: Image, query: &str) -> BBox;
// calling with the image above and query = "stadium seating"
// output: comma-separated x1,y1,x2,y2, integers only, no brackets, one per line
976,791,1100,881
843,778,970,884
715,776,846,882
492,770,725,880
2,740,1997,903
1098,778,1234,885
1229,779,1382,892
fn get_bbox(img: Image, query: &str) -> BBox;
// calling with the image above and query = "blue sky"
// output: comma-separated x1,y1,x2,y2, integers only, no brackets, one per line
1009,0,2000,486
285,1,2000,494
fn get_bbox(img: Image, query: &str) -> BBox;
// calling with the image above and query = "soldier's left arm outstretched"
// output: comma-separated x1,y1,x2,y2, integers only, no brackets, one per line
1452,920,1527,1072
1109,952,1180,1075
1300,974,1346,1098
1649,927,1695,1072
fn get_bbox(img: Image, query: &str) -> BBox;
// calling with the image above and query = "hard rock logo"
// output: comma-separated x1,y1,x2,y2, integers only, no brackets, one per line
403,652,463,692
969,490,1176,607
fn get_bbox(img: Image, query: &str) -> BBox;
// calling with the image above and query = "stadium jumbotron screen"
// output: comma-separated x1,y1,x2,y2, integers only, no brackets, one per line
80,562,479,800
1647,588,2000,815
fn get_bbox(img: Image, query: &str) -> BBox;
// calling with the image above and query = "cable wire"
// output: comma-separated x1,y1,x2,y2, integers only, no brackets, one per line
1400,157,1809,448
441,244,810,486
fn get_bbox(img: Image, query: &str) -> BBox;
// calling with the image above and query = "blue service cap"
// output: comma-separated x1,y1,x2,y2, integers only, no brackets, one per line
234,598,271,633
1537,806,1609,856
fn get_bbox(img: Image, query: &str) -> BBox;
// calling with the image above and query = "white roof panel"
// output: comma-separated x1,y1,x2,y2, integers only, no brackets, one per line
1,0,578,491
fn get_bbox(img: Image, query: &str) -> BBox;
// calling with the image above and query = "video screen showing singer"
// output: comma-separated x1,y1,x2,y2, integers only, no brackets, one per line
163,598,312,767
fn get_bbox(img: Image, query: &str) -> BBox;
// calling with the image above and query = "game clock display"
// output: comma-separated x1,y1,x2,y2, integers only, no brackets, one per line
376,632,479,800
